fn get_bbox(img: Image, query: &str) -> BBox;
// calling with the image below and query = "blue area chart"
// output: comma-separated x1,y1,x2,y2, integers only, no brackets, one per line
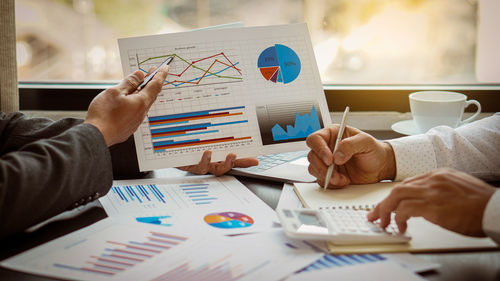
272,106,321,141
257,44,301,84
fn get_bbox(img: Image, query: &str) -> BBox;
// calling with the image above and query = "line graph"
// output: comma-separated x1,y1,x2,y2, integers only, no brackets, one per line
136,52,243,89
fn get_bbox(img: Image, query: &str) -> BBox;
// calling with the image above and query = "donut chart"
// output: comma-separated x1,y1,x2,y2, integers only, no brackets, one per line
258,44,301,84
203,212,254,229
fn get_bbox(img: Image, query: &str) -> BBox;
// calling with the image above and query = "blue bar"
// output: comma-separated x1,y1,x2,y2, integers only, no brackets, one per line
357,254,378,262
211,120,248,127
148,185,164,203
151,184,165,198
153,138,201,147
181,186,208,191
115,187,128,202
184,190,209,194
148,106,245,121
191,197,217,201
345,255,365,264
372,254,386,261
195,201,212,205
323,254,343,267
334,255,354,265
112,187,125,201
150,120,189,127
152,129,219,140
138,185,151,201
129,186,142,203
124,186,135,201
315,258,332,268
329,255,351,266
180,183,209,187
188,194,208,198
151,123,210,134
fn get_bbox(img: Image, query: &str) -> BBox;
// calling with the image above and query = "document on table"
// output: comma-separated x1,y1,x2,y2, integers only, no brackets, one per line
1,220,322,281
99,175,279,235
286,261,426,281
118,23,331,170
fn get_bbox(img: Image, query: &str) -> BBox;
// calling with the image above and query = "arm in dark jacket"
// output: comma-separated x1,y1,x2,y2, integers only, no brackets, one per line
0,113,113,239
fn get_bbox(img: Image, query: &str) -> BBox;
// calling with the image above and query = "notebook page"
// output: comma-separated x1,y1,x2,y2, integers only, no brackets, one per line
293,182,396,209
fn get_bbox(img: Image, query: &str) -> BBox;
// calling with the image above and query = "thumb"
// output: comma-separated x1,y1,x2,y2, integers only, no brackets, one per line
333,133,375,165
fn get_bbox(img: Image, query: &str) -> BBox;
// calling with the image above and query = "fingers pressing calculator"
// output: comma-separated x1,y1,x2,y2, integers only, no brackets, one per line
276,208,411,245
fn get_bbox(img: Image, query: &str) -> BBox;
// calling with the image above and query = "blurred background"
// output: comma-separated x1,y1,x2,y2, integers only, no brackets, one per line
15,0,482,84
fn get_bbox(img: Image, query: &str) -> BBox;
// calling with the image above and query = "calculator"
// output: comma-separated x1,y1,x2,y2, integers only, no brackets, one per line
276,208,411,245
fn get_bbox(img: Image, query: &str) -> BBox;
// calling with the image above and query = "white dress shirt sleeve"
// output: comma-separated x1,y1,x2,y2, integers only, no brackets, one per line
483,190,500,244
388,113,500,181
388,113,500,243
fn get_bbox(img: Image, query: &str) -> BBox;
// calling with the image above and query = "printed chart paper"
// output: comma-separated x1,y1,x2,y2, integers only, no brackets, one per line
118,23,331,170
1,221,321,281
0,219,204,281
99,175,278,235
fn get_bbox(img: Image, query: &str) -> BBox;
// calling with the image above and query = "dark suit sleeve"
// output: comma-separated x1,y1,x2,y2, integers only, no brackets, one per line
0,113,113,239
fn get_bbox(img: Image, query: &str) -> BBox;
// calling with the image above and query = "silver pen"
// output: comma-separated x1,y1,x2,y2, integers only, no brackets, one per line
137,56,174,91
324,106,350,190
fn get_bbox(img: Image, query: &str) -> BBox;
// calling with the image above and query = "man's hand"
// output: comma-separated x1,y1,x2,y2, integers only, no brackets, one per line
177,151,258,176
367,168,496,237
84,66,169,146
306,125,396,188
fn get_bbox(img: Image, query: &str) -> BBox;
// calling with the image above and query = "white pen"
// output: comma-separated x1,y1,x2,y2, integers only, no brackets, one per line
324,106,350,190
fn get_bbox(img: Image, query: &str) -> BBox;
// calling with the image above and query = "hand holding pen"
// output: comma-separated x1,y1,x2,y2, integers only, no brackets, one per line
323,106,350,190
137,56,174,91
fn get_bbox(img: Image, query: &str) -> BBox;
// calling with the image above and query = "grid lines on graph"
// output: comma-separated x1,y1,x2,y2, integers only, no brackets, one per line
136,49,243,90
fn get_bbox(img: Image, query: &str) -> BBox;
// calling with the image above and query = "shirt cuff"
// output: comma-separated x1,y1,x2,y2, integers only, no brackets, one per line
483,190,500,244
387,134,437,181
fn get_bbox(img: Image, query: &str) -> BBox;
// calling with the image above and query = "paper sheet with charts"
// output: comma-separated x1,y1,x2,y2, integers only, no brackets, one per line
118,23,331,170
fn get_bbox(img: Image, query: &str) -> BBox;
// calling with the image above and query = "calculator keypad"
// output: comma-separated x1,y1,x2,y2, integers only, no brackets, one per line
324,209,400,235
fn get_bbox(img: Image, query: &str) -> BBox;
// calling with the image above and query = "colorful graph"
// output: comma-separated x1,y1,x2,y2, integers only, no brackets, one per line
149,106,252,152
272,105,321,141
180,183,217,205
256,101,324,145
298,254,387,273
112,184,166,204
257,44,301,84
204,212,254,229
53,231,188,277
136,216,172,227
137,52,242,89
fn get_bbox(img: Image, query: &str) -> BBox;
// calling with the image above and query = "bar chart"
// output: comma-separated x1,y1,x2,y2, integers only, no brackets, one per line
298,254,387,273
52,231,187,277
148,106,252,153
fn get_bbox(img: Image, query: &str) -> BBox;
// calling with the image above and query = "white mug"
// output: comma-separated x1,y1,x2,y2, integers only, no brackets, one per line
409,91,481,133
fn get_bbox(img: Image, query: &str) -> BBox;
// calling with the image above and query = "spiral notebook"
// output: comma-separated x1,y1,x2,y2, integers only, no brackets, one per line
293,182,498,254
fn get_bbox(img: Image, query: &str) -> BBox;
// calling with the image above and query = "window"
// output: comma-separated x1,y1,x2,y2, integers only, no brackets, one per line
16,0,495,84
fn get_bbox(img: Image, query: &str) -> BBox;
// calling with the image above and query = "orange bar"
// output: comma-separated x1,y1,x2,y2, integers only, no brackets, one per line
154,136,251,150
150,112,242,126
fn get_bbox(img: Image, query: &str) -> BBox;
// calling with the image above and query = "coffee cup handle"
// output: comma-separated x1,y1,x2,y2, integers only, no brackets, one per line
460,99,481,125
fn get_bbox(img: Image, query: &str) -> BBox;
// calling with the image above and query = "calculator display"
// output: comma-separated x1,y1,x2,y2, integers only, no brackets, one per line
295,211,328,234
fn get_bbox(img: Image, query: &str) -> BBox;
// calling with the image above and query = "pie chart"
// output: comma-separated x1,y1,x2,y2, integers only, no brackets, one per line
257,44,301,84
203,211,254,229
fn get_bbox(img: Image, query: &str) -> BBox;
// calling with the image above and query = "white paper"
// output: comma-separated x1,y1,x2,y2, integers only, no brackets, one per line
276,183,304,210
118,23,331,170
286,261,426,281
125,230,323,281
1,218,206,281
99,175,279,235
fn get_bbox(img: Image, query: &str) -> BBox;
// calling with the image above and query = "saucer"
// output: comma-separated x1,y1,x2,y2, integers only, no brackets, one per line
391,119,421,136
